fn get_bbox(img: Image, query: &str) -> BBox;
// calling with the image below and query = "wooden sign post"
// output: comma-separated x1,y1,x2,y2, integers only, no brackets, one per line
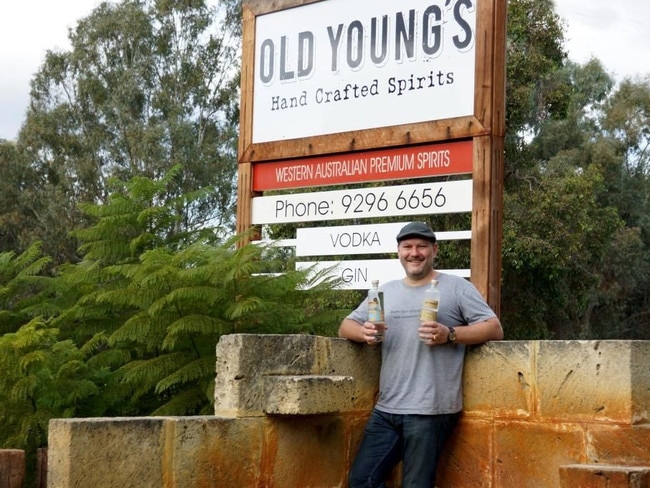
236,0,506,312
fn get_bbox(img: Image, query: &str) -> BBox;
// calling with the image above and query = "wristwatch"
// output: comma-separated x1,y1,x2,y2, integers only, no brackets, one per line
447,326,457,343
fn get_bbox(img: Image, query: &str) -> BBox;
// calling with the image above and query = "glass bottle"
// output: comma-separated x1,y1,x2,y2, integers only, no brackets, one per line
420,279,441,322
367,280,385,341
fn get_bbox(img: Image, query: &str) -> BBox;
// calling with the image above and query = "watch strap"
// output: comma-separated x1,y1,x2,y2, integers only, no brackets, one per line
447,326,456,343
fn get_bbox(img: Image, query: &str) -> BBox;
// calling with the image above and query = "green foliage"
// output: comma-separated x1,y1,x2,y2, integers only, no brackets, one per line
502,164,623,339
0,318,109,446
0,141,25,254
502,54,650,339
2,1,650,478
9,0,240,263
505,0,568,177
0,243,54,334
0,316,112,485
58,169,347,417
507,0,567,128
0,167,349,466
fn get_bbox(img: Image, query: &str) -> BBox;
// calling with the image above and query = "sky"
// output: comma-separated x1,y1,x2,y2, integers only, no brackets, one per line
1,0,649,141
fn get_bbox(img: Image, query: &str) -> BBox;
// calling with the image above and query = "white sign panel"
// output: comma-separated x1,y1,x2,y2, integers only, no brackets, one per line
252,179,472,225
297,259,470,290
296,223,470,256
253,0,476,143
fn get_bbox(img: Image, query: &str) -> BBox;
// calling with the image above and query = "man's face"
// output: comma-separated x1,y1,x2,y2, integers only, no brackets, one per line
398,238,438,280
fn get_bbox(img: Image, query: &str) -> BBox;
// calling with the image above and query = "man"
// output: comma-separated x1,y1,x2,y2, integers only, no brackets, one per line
339,221,503,488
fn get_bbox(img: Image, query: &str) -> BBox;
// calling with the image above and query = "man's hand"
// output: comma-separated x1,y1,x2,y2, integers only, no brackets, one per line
418,321,449,346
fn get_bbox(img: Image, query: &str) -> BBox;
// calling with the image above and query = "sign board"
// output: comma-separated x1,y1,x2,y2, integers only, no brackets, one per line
252,179,472,224
297,259,470,290
238,0,506,310
252,0,476,143
253,140,473,190
296,223,470,256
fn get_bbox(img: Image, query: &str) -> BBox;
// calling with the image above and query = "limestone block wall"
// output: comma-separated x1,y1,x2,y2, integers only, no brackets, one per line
444,340,650,487
47,336,650,488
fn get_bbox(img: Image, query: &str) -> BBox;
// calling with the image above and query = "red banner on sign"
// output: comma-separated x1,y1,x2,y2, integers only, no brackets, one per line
252,140,473,191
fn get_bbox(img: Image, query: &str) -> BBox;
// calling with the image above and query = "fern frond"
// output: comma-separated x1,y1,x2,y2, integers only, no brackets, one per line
78,332,110,357
11,318,58,351
162,315,226,350
63,380,101,407
149,286,223,317
109,312,152,345
155,357,214,394
10,376,38,403
150,387,206,416
118,352,189,395
224,296,264,319
86,348,132,370
19,350,49,374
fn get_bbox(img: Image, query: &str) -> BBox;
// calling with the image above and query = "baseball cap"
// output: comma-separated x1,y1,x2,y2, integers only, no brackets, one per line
396,222,437,243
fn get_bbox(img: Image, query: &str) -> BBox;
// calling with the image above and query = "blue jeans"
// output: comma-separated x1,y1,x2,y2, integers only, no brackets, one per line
348,409,460,488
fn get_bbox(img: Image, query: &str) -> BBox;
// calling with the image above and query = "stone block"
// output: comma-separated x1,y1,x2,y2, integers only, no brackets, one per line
537,341,650,424
587,424,650,465
214,334,380,417
320,338,381,411
48,416,267,488
45,337,650,488
263,375,355,415
266,416,347,487
559,464,650,488
166,416,264,487
493,420,586,488
215,334,321,417
437,418,494,487
48,417,166,488
464,341,534,418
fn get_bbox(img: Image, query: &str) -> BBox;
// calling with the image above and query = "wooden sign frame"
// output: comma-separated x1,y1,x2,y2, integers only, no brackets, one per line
236,0,506,312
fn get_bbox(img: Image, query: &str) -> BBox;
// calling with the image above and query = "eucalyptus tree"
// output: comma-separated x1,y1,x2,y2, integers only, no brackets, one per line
502,55,650,339
0,141,24,254
504,0,569,181
589,77,650,338
18,0,240,263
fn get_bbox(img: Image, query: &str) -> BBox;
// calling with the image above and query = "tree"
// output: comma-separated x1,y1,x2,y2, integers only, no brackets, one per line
0,141,23,254
15,0,240,263
0,169,346,484
49,168,345,415
0,142,71,259
591,77,650,338
501,54,650,339
504,0,569,179
0,243,53,335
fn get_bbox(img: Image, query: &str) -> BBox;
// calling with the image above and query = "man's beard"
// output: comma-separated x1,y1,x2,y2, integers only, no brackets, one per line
403,258,432,279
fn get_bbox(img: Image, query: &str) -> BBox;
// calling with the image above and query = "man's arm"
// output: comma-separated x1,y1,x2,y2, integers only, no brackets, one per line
453,317,503,344
422,317,503,346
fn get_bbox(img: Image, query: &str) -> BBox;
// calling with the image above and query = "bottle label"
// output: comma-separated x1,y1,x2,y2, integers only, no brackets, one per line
420,298,439,321
368,292,384,323
420,309,438,321
423,298,439,309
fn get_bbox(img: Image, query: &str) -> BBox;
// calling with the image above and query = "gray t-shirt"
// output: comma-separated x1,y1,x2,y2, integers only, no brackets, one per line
346,273,496,415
